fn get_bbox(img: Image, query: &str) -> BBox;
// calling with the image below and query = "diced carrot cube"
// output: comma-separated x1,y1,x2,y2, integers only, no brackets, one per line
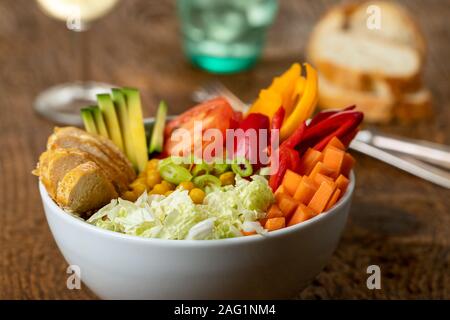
341,153,355,177
288,204,317,226
308,181,336,213
313,172,334,186
298,148,323,175
308,162,334,180
323,146,345,179
325,188,342,211
274,185,286,202
261,204,284,225
293,176,318,205
265,217,286,231
267,204,284,218
325,136,345,151
335,174,349,193
277,194,299,219
242,230,257,236
282,169,303,196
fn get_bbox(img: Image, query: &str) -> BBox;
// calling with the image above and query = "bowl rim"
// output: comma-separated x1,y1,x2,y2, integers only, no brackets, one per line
40,171,354,247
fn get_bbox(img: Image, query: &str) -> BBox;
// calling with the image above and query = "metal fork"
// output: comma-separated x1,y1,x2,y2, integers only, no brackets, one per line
193,81,450,189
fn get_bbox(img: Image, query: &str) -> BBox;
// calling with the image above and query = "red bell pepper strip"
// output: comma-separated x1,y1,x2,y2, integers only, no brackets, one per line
298,111,363,152
271,107,285,131
281,121,306,149
308,105,356,127
234,113,270,169
340,127,359,148
269,147,290,191
313,119,356,151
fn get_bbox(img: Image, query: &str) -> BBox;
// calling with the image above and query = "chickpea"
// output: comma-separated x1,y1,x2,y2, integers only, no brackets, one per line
146,171,162,188
219,172,235,186
147,159,159,171
161,180,175,190
130,177,146,189
122,191,138,202
151,183,169,195
177,181,194,191
131,183,147,196
138,170,147,179
189,188,205,204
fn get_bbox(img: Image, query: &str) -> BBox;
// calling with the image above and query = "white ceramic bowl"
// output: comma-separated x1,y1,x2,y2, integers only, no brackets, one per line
39,171,354,299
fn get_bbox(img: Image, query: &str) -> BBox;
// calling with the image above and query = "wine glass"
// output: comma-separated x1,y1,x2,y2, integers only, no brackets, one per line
34,0,119,125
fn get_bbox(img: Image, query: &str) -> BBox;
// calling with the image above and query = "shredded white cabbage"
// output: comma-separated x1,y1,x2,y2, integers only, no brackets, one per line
87,175,274,240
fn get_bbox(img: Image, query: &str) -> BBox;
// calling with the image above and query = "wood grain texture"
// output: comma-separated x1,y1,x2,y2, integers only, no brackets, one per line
0,0,448,299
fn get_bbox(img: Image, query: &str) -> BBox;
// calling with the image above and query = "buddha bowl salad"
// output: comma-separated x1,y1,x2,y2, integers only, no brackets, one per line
34,63,363,240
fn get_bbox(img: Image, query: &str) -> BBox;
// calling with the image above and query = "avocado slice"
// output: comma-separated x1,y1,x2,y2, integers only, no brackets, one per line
91,106,109,138
122,88,148,173
80,107,98,135
149,100,168,154
112,88,137,169
97,94,124,152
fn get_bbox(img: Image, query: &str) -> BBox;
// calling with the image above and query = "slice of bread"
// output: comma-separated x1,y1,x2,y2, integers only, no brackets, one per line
319,75,394,123
394,88,433,123
56,161,118,214
348,1,426,58
308,4,423,93
319,75,432,123
308,1,431,122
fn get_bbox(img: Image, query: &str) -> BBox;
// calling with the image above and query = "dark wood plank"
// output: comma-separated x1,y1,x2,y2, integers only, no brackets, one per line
0,0,448,299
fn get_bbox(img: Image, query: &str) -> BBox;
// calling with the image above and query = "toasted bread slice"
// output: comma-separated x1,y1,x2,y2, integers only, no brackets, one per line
56,161,118,214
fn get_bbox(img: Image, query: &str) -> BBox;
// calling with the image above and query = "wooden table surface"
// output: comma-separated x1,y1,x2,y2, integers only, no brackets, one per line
0,0,449,299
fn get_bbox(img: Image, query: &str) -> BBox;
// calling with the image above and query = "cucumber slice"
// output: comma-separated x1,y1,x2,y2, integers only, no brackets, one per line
149,100,168,154
122,88,148,173
97,94,124,151
112,88,137,168
80,107,97,135
91,106,109,138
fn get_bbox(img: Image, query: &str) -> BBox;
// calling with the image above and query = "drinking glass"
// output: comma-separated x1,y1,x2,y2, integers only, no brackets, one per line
34,0,119,125
177,0,278,74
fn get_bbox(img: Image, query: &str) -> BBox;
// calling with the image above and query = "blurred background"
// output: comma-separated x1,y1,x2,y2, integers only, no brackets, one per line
0,0,448,299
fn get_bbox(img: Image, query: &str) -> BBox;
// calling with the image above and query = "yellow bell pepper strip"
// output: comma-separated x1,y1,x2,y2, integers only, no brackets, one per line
280,63,318,141
290,76,306,108
247,63,301,120
268,63,301,116
247,89,282,119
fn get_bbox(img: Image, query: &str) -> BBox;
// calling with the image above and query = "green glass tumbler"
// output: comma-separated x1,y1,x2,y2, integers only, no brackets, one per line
177,0,278,74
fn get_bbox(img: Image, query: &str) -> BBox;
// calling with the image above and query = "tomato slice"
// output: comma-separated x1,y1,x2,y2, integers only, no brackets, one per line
163,97,241,158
